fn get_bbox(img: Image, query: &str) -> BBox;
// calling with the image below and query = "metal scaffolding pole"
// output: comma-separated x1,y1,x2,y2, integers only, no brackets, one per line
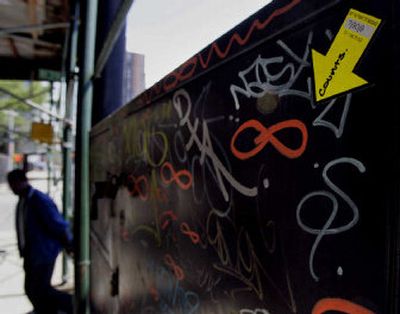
47,82,54,195
62,0,80,285
75,0,98,313
74,0,131,311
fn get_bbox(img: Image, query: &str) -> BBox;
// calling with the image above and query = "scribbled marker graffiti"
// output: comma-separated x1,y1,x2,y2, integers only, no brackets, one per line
230,31,313,110
173,88,258,205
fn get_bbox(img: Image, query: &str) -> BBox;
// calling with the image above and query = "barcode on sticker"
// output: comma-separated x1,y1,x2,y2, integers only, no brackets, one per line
345,18,375,38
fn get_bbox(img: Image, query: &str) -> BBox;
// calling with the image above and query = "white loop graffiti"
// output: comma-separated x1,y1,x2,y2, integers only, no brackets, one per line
296,157,366,281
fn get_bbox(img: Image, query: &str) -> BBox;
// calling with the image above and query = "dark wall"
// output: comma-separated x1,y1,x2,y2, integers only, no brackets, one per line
89,0,400,313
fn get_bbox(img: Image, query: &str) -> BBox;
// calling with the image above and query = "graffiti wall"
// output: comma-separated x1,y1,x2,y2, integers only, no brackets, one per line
89,0,399,313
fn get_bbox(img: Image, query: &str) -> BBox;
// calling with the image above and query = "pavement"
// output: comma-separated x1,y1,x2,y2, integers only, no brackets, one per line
0,170,74,314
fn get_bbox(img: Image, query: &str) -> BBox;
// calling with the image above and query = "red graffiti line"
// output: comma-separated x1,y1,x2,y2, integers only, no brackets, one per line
230,119,308,160
143,0,302,100
197,0,301,69
312,298,375,314
159,210,178,230
163,57,198,92
120,227,129,241
180,222,200,244
149,285,160,302
127,174,149,201
160,162,193,190
164,254,185,281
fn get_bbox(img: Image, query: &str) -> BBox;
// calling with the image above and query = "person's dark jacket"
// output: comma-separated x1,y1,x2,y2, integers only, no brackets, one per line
19,187,72,266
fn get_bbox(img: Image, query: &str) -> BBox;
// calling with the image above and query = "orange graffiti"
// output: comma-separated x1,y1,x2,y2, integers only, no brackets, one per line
312,298,375,314
230,119,308,160
180,222,200,244
164,254,185,281
160,162,193,190
120,227,129,241
159,210,178,230
127,174,149,201
149,285,159,302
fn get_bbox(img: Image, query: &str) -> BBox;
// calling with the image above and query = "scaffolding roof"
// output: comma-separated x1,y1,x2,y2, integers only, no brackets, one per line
0,0,70,80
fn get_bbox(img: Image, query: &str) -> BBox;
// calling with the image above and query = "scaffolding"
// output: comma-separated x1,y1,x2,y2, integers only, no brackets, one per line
0,1,134,313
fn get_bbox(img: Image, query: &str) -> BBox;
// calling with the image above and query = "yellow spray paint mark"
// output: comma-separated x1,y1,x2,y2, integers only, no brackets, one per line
312,9,381,102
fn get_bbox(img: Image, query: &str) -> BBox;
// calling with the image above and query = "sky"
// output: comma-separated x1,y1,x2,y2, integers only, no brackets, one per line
126,0,273,88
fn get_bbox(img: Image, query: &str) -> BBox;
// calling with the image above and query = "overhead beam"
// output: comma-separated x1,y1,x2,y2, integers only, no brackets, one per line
0,87,72,124
7,34,62,49
0,22,69,37
0,88,51,109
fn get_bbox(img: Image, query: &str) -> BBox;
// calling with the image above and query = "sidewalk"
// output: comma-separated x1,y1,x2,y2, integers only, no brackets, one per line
0,181,31,313
0,171,74,314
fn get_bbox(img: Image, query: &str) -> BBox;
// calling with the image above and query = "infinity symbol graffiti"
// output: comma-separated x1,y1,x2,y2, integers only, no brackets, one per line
180,222,200,244
160,162,193,190
127,175,149,201
164,254,185,281
230,119,308,160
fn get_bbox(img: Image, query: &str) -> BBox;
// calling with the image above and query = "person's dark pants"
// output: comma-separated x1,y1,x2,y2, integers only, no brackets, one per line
24,260,73,314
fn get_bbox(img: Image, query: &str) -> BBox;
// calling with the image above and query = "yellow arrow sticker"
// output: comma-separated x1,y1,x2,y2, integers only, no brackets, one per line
312,9,381,102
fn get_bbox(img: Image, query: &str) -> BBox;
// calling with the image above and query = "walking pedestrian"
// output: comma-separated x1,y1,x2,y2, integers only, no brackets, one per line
7,169,73,314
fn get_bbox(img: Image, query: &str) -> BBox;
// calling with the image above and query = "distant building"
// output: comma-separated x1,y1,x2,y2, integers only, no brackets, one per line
123,52,145,104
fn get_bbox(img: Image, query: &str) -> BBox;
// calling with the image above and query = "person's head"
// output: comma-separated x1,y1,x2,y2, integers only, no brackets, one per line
7,169,29,196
